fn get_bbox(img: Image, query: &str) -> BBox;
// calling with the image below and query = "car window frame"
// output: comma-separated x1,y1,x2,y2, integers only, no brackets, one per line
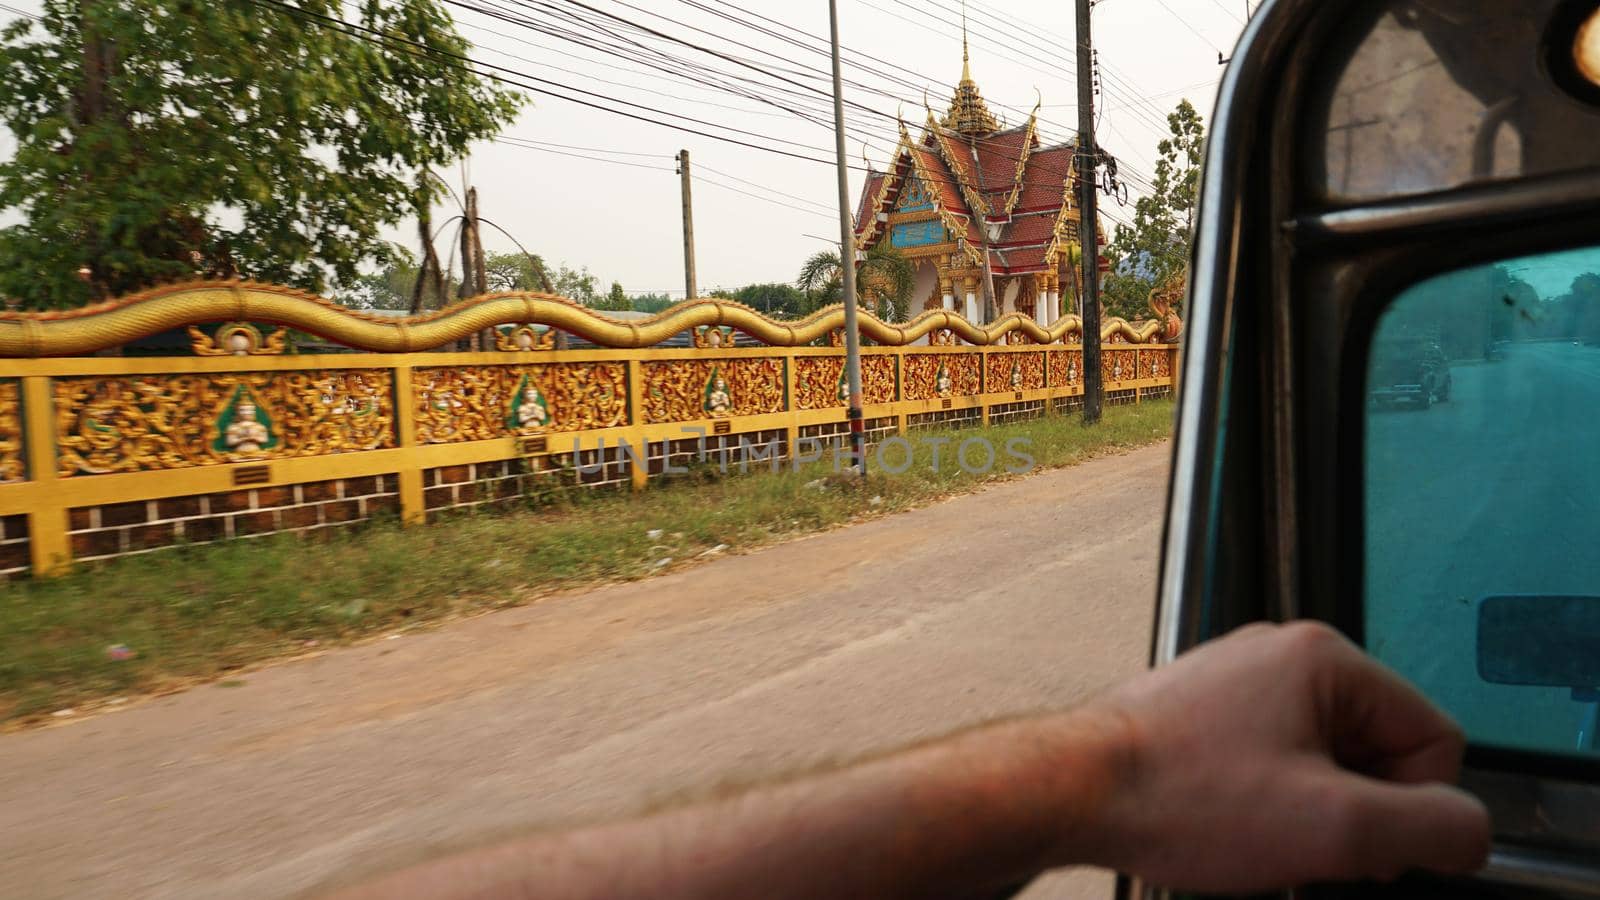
1153,0,1600,895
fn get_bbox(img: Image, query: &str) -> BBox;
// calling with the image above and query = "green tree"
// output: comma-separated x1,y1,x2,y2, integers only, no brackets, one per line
552,265,601,304
342,243,457,311
798,250,844,307
795,244,914,321
629,292,676,313
711,282,808,317
1102,99,1204,321
483,251,550,292
0,1,521,308
593,280,631,311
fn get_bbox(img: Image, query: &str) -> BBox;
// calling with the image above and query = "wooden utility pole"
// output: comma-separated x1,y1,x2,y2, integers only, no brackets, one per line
410,206,445,315
452,186,493,348
677,150,698,301
457,189,478,302
828,0,867,475
1076,0,1103,425
468,188,488,297
465,187,493,348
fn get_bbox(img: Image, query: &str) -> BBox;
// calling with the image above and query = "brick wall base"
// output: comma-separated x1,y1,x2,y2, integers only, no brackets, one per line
67,476,402,563
908,408,982,432
33,397,1142,574
798,417,897,446
987,400,1048,426
0,515,27,578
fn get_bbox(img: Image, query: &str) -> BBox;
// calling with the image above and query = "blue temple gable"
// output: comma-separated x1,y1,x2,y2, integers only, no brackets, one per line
894,175,935,213
890,219,949,249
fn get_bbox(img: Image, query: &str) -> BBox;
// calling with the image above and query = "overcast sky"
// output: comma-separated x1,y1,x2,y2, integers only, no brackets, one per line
0,0,1250,297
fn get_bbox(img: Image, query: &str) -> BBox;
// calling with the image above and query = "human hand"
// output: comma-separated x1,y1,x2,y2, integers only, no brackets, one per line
1081,621,1491,891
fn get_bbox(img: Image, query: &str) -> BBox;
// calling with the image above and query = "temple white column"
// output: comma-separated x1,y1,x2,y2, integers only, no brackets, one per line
1033,274,1049,327
940,277,956,311
963,276,978,324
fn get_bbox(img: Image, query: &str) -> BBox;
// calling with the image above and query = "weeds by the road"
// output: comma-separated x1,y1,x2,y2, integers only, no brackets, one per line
0,400,1173,725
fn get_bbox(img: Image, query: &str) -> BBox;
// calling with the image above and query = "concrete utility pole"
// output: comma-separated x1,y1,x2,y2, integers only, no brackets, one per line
677,150,698,301
828,0,867,475
1076,0,1104,425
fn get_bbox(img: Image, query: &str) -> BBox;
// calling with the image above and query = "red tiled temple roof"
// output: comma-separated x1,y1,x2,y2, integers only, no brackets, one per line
853,57,1098,278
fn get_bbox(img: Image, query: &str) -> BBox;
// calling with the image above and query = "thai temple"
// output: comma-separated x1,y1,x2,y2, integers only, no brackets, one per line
854,37,1103,329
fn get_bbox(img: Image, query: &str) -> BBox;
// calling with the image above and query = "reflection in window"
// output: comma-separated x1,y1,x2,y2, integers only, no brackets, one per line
1303,1,1600,203
1365,246,1600,757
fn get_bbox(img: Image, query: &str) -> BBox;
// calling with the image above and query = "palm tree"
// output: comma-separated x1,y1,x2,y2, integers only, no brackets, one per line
798,249,843,311
795,244,916,322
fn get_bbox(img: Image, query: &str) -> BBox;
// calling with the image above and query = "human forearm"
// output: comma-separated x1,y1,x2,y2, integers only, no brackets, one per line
328,623,1494,899
325,708,1133,900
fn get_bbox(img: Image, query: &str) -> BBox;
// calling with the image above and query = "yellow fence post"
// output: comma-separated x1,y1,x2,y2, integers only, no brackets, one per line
21,375,68,575
392,363,426,526
979,348,991,428
627,358,649,491
891,348,906,435
784,351,800,461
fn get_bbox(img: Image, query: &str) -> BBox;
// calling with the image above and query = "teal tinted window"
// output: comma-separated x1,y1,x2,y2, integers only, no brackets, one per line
1365,246,1600,757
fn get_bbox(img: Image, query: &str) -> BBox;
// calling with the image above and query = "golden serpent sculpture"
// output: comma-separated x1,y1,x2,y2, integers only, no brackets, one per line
0,281,1175,357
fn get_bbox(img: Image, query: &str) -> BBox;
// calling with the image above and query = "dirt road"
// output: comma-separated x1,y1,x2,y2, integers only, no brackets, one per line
0,441,1171,900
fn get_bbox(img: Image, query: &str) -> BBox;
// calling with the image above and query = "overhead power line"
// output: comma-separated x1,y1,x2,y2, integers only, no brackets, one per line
694,162,838,213
491,136,675,171
957,0,1206,132
449,0,908,156
1149,0,1227,54
247,0,864,170
253,0,1153,222
494,137,673,159
693,173,837,220
449,0,1151,194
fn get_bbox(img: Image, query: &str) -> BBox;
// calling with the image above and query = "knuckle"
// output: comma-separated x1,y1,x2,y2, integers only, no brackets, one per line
1279,620,1348,656
1232,621,1277,639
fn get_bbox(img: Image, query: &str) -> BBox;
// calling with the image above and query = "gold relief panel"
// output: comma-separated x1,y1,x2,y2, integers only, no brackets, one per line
1104,349,1139,384
1143,348,1174,380
794,356,896,410
1047,350,1084,387
641,358,786,424
0,381,21,483
986,352,1045,393
55,370,395,476
413,362,628,444
903,353,981,401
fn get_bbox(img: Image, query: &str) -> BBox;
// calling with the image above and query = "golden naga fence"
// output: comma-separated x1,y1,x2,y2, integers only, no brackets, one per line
0,281,1180,577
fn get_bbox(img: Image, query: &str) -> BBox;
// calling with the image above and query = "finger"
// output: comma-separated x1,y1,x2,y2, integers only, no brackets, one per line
1311,632,1467,784
1312,774,1491,882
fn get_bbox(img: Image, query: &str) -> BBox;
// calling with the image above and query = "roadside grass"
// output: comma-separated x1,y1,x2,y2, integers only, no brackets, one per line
0,399,1173,726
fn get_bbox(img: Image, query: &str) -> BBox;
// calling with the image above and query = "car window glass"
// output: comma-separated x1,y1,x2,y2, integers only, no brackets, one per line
1308,0,1600,204
1365,245,1600,758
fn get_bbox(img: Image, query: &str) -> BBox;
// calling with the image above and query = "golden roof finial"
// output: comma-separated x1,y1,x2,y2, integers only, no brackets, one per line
961,0,972,82
942,2,999,137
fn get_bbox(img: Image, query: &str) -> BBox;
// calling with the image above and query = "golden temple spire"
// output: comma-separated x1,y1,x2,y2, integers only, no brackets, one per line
942,3,999,137
961,0,971,82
